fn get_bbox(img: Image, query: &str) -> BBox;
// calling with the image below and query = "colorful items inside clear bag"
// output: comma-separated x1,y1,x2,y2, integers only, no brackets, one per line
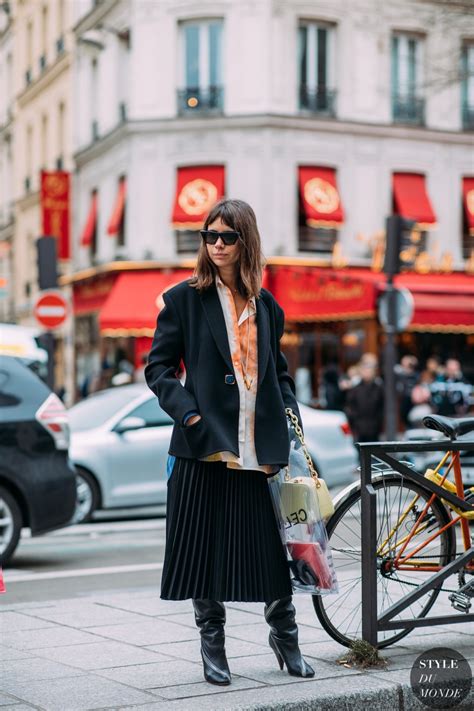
268,420,338,595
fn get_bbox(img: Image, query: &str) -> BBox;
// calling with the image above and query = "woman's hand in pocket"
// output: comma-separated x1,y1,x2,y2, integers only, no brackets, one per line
186,414,202,427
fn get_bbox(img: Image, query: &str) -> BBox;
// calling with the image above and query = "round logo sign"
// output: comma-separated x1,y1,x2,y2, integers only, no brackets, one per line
43,172,68,197
410,647,472,708
304,178,340,214
178,179,218,216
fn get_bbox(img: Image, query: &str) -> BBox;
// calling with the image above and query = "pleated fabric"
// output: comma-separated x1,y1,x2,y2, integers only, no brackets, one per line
161,457,292,602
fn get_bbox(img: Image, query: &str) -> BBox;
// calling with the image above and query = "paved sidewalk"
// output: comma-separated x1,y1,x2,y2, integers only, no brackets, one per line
0,587,472,711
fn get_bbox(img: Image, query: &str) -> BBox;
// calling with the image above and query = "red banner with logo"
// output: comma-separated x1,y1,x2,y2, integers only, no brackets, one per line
41,171,71,260
172,165,225,229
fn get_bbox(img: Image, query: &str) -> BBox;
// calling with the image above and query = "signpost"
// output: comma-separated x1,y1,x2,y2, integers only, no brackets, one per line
34,291,68,389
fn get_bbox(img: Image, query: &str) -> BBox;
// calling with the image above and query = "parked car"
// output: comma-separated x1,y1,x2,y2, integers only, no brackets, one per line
0,323,48,380
69,384,357,523
0,356,76,565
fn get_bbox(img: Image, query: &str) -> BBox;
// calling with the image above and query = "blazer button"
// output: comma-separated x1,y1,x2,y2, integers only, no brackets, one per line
225,374,236,385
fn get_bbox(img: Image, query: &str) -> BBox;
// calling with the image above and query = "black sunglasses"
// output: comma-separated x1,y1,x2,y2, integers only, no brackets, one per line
200,230,241,246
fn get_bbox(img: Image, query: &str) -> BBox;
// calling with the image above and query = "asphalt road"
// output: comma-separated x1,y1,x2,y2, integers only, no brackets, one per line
2,512,167,604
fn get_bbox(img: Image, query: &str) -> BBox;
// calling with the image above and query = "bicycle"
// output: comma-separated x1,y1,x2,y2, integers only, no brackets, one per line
312,414,474,648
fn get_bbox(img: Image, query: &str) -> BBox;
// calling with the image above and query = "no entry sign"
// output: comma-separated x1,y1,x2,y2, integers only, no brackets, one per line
34,291,69,329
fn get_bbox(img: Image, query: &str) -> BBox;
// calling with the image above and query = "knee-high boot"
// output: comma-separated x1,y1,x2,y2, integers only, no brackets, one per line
264,597,315,678
192,599,231,685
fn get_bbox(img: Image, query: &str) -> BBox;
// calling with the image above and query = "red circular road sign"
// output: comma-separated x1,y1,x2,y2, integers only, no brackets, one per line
34,291,69,329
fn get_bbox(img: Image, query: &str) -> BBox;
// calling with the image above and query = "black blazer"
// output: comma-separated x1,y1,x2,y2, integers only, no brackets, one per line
145,279,302,468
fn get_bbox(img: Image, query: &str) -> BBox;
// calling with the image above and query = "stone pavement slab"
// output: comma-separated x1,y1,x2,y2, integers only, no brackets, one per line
32,640,171,669
1,588,473,711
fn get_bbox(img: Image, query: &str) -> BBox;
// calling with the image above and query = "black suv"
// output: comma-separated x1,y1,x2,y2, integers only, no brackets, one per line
0,356,76,564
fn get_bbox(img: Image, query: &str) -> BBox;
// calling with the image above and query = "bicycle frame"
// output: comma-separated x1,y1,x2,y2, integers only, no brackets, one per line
376,449,474,574
359,439,474,647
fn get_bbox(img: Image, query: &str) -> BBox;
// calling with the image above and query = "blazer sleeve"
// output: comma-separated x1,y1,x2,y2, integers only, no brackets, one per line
144,291,199,424
273,299,304,432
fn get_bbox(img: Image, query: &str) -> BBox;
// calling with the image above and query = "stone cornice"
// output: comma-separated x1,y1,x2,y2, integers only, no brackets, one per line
17,53,71,108
73,0,119,35
74,113,474,168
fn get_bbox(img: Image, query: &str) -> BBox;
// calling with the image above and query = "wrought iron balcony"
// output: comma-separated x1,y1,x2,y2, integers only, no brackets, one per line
462,103,474,131
299,85,337,117
177,86,224,116
392,94,425,126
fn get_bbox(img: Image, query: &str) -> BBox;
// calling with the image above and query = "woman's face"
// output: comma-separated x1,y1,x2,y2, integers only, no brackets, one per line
205,217,241,271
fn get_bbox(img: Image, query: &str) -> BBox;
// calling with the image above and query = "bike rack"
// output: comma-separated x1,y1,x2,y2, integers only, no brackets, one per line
359,439,474,647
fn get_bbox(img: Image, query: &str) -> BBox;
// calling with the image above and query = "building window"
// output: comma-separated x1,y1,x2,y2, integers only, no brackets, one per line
461,43,474,131
178,20,223,115
40,5,48,70
26,20,33,84
91,58,99,141
298,22,336,116
391,33,425,125
41,114,48,169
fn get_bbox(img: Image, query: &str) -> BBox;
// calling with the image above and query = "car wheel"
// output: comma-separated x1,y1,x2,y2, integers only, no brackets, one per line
73,469,100,524
0,486,22,566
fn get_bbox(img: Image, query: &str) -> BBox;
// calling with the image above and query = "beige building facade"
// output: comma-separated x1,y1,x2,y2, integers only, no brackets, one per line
9,0,74,324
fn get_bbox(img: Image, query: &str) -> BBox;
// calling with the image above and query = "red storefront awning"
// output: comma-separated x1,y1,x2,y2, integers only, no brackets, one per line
268,265,376,321
462,177,474,236
80,193,98,247
107,178,127,236
394,272,474,333
392,173,437,229
298,167,344,228
98,270,194,336
172,166,225,230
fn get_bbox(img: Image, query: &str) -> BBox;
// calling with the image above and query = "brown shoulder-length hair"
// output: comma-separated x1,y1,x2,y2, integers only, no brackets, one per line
189,198,265,299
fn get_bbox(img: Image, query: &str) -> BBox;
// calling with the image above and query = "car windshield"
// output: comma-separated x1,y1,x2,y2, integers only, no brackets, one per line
68,387,141,431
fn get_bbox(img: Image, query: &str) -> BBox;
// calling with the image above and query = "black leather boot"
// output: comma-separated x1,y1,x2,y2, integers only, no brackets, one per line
192,599,231,685
264,597,315,678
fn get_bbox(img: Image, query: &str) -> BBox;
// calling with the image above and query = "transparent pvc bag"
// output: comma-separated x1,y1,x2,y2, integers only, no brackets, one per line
268,410,338,595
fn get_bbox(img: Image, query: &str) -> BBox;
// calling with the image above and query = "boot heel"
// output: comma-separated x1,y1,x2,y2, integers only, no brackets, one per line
269,634,284,670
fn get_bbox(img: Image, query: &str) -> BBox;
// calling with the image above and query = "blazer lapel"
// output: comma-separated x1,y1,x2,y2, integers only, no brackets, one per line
200,284,234,372
256,295,270,386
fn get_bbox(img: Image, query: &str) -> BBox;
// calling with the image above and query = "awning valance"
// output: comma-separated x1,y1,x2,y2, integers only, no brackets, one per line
298,166,344,229
392,173,437,229
462,177,474,236
395,272,474,333
98,270,194,337
172,166,225,230
107,177,127,236
267,265,376,321
80,193,98,247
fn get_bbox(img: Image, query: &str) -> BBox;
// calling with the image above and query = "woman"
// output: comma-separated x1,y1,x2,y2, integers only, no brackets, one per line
145,198,314,685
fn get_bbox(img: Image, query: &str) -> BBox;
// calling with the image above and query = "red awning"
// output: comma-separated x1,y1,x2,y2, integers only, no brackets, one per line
462,177,474,236
172,166,225,230
267,265,376,321
98,270,194,336
80,193,98,247
392,173,437,228
107,178,127,236
298,167,344,228
394,272,474,333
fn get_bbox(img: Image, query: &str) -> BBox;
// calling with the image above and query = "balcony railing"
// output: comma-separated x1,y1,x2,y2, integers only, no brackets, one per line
299,85,337,117
177,86,224,116
462,103,474,131
392,94,425,126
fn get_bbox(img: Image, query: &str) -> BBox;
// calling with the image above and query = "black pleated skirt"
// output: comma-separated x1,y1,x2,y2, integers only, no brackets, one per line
161,457,292,602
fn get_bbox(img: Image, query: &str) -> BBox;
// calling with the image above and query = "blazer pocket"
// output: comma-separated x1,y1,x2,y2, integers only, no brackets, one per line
180,417,206,454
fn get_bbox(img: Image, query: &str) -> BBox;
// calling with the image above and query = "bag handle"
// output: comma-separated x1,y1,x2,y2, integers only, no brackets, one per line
285,407,320,484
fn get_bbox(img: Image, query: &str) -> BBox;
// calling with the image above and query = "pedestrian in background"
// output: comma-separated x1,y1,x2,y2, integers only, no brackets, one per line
345,361,385,441
145,198,314,686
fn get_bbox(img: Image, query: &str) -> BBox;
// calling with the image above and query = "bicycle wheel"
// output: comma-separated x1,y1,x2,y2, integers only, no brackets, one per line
313,474,456,648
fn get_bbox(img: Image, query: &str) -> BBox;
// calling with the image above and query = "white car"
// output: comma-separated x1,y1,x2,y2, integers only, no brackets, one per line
68,385,357,522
